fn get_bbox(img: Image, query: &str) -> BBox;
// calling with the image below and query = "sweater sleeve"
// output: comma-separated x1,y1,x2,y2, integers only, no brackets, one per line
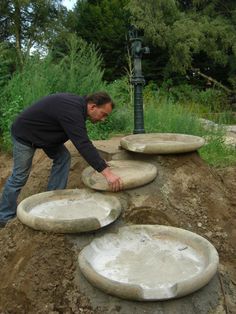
58,108,107,172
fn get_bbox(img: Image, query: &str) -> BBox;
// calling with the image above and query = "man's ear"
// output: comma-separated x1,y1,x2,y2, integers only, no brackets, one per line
87,103,96,112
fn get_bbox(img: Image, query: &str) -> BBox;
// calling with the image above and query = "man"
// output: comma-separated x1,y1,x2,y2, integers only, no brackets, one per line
0,92,123,227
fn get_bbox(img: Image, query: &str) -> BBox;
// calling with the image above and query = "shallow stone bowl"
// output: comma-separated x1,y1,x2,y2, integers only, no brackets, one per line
82,160,157,191
78,225,219,301
120,133,205,154
17,189,122,233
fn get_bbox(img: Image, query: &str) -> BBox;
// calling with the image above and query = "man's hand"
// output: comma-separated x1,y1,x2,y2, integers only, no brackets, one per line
101,167,123,192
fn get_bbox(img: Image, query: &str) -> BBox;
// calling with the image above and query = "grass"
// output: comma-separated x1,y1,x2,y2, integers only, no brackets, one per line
0,57,235,167
87,96,236,167
200,135,236,167
135,101,236,167
202,111,236,125
1,98,235,167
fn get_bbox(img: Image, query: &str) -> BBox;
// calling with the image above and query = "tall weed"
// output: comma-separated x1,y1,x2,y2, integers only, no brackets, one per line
143,81,229,114
87,105,133,140
0,35,105,149
143,100,235,166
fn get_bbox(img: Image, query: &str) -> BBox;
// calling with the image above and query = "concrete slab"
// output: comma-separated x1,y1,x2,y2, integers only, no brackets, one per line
17,189,122,233
78,225,219,301
93,137,123,156
120,133,205,154
82,160,157,191
93,136,129,161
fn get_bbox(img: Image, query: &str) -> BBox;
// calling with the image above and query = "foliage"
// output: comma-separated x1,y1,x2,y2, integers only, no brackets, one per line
0,0,67,67
0,65,235,166
0,42,16,89
0,35,105,149
144,101,204,135
143,80,229,114
87,76,133,139
88,91,236,166
105,77,132,107
127,0,236,89
68,0,130,80
205,111,236,125
57,34,105,94
143,100,236,166
200,135,236,167
0,96,24,149
87,106,132,140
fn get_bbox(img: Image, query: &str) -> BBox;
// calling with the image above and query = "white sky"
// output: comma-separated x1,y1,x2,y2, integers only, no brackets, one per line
62,0,77,10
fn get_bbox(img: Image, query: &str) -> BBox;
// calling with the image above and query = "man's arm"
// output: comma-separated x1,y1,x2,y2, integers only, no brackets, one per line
59,107,123,191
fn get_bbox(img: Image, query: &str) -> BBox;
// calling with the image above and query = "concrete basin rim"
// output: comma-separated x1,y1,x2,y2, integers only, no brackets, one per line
78,252,218,300
16,189,122,232
78,224,219,300
81,160,158,191
120,133,205,154
121,133,205,141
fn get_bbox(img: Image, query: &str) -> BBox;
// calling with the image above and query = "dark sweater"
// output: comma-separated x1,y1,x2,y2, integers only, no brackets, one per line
11,93,107,172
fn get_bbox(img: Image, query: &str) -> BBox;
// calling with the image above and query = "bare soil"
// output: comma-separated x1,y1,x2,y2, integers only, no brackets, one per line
0,141,235,313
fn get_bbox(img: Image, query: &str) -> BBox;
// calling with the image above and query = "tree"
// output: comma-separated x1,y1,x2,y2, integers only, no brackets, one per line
0,42,16,89
127,0,236,89
0,0,66,68
69,0,130,80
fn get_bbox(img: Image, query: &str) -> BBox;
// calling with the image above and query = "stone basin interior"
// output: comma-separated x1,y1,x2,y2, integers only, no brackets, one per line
29,198,111,220
79,225,219,300
17,189,122,233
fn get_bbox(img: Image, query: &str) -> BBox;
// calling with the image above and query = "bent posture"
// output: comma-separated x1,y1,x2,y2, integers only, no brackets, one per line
0,92,122,227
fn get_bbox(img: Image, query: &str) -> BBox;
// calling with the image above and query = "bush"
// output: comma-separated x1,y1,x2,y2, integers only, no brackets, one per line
105,77,132,107
86,76,133,140
143,81,229,113
0,35,105,149
87,106,133,140
0,96,24,149
200,135,236,167
143,100,236,166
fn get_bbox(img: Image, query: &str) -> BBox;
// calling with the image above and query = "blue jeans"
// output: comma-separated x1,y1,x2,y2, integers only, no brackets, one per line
0,139,71,223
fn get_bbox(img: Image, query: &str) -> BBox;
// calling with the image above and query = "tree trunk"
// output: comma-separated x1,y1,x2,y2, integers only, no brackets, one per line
192,68,233,94
14,1,24,69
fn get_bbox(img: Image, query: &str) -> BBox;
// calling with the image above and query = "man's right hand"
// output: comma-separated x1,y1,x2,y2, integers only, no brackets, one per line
101,167,123,192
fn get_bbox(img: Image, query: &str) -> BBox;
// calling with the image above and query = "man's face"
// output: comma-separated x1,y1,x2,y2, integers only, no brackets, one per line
87,102,112,123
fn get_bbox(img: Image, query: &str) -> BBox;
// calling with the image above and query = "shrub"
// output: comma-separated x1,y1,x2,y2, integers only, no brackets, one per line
144,81,229,113
143,100,236,166
0,35,105,148
87,106,133,140
105,77,132,107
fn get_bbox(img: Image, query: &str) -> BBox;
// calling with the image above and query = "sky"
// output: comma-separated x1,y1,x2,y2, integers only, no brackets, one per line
62,0,77,10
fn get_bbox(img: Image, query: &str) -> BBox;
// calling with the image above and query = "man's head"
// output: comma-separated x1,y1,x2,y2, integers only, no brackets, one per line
86,92,115,123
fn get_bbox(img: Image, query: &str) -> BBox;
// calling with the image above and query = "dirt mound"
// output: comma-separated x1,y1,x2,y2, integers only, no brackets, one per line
0,219,97,314
0,140,236,313
122,152,236,266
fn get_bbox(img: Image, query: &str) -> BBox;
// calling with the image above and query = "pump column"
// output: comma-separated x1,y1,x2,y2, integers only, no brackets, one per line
129,27,149,134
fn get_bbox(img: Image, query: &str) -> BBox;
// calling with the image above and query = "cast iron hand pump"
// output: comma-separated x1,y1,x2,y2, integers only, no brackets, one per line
129,26,149,134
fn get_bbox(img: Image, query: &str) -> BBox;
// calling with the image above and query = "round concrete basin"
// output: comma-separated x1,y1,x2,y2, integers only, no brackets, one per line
120,133,205,154
17,189,122,233
78,225,219,301
82,160,157,191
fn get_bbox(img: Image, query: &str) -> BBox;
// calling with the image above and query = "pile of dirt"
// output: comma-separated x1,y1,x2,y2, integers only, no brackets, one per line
0,140,235,313
0,143,97,313
0,220,95,313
